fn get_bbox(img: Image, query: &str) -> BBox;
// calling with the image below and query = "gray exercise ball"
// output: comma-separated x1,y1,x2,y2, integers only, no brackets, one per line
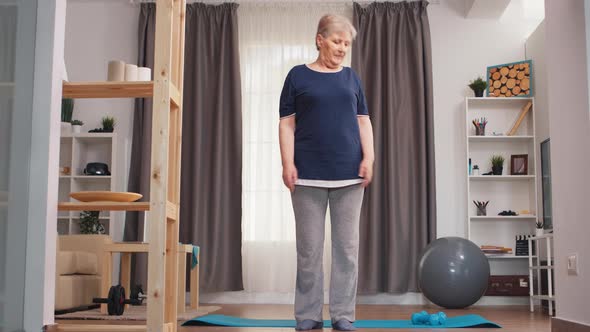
418,237,490,309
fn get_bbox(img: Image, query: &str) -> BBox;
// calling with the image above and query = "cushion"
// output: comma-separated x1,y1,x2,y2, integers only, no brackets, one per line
74,252,98,275
57,251,98,275
57,251,76,275
55,275,101,311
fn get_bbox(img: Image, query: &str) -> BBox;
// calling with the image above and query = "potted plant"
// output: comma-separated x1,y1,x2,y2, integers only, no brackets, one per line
535,221,544,236
101,116,115,133
71,119,84,133
468,76,488,97
491,155,505,175
79,211,105,234
61,98,74,135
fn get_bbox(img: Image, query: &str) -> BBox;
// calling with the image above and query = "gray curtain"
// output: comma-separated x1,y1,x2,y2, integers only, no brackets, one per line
179,3,243,291
352,1,436,293
124,3,243,292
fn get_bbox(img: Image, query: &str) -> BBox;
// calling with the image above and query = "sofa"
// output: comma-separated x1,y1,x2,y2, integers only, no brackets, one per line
55,234,112,311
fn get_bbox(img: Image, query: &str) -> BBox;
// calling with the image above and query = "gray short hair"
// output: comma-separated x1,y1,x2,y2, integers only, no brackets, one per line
316,14,357,50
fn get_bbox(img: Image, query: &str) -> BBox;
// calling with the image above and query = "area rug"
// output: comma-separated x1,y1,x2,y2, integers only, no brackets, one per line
182,314,501,328
55,305,220,321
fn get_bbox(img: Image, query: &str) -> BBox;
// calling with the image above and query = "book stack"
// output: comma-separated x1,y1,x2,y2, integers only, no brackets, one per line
481,245,513,256
515,235,535,256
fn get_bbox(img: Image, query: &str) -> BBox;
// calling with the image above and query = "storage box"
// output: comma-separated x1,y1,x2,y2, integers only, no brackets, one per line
485,275,529,296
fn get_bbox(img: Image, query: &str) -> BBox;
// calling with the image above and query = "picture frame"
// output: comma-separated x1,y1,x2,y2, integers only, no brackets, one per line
510,154,528,175
486,60,533,97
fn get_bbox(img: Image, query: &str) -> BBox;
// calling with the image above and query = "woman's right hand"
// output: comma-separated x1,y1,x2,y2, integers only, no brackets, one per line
282,163,298,192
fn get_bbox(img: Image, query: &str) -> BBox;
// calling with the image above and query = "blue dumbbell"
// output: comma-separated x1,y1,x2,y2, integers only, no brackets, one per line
411,311,447,325
411,311,430,325
428,312,447,325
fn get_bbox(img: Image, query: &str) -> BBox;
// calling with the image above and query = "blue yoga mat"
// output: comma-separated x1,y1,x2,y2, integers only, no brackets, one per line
183,314,501,328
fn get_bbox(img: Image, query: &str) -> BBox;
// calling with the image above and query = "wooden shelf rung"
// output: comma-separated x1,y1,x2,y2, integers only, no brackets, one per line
55,322,174,331
164,322,175,332
105,242,149,252
57,202,150,211
105,242,192,253
166,200,178,221
170,83,181,108
56,324,147,332
62,81,154,99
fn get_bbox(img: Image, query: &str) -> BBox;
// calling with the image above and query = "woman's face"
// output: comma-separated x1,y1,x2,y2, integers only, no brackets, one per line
317,30,352,67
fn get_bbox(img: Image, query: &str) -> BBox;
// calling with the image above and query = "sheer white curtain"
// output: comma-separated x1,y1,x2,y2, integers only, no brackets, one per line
239,3,352,293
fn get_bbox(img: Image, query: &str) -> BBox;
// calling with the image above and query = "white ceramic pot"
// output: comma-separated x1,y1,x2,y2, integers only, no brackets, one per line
61,122,71,135
535,228,544,236
72,125,82,134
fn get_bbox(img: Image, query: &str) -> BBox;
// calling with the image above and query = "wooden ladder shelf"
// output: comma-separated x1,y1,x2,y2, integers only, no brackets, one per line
56,0,186,331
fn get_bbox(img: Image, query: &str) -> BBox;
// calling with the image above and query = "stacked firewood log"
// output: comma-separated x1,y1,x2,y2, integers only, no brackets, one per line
488,62,530,97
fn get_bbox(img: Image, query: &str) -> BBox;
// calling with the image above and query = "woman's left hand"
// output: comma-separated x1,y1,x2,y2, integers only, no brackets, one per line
359,159,374,187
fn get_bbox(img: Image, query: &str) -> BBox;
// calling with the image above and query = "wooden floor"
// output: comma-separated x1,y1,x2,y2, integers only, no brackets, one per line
57,304,552,332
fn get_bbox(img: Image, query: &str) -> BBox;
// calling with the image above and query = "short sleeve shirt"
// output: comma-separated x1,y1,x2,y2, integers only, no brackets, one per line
279,64,369,181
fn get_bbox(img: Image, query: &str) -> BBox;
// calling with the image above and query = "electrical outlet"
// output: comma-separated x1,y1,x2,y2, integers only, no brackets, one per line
567,253,579,276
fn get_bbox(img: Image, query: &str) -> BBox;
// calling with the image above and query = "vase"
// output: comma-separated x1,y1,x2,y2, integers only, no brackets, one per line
476,207,487,216
61,122,71,135
492,166,503,175
72,125,82,134
535,228,544,236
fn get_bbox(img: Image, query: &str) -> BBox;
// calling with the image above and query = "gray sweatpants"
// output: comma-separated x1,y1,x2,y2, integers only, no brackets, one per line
291,184,364,323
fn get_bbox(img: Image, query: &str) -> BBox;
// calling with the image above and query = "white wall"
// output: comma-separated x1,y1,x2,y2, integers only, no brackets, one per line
545,0,590,326
64,0,138,238
525,21,549,227
430,0,543,238
64,0,140,285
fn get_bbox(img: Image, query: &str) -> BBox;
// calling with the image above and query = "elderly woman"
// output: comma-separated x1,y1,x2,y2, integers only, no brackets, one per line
278,14,374,332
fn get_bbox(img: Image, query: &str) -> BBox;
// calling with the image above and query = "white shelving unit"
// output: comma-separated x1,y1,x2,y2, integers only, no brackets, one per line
466,97,538,262
528,234,555,315
486,254,536,259
58,133,117,235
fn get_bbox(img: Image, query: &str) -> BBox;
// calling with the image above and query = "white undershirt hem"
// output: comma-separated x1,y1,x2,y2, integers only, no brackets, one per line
295,178,364,188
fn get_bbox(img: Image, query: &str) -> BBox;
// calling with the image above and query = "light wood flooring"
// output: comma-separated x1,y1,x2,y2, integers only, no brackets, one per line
57,304,552,332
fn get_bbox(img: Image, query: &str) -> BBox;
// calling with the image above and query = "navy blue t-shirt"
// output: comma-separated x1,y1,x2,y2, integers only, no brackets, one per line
279,64,369,181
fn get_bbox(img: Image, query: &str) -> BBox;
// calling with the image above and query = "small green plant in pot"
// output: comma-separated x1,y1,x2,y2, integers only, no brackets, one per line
61,98,74,123
79,211,105,234
61,98,74,135
490,155,505,175
71,119,84,133
102,116,115,133
468,76,488,97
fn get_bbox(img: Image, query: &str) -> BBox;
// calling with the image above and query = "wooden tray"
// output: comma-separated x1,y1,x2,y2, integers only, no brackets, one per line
70,191,143,203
